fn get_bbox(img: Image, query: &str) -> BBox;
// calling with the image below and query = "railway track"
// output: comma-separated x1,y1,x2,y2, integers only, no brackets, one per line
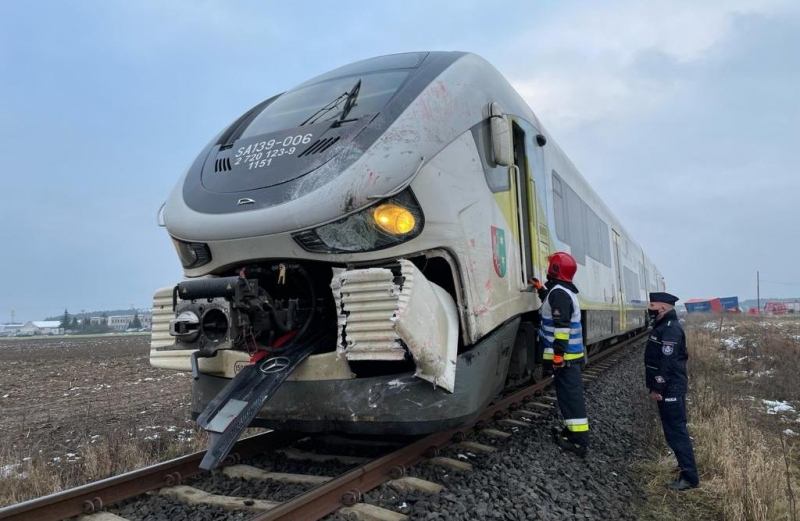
0,332,646,521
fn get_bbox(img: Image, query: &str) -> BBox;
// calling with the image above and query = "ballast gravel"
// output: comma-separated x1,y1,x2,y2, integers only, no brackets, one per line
328,346,651,521
108,346,652,521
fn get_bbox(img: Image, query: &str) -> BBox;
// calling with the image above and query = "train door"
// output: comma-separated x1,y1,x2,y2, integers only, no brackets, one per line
511,123,533,287
612,230,625,332
521,122,548,280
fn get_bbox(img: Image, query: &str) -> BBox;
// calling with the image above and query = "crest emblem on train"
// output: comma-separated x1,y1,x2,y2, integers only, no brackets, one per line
491,226,507,278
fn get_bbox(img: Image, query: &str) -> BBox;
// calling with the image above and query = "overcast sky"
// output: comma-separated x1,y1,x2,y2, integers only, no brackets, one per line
1,1,799,322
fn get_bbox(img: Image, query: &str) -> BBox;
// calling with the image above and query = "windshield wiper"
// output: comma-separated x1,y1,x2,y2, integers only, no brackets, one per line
332,79,361,127
299,92,348,127
299,79,362,128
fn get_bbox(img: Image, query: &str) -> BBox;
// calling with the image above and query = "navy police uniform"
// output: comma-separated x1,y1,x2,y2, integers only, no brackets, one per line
645,292,699,487
540,278,589,452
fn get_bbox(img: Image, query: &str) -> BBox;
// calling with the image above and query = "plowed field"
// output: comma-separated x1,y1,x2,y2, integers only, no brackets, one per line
0,335,192,458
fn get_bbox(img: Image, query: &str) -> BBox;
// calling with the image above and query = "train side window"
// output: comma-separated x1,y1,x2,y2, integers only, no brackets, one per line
552,172,569,243
566,183,586,264
599,220,612,266
586,207,602,263
624,266,641,301
472,121,510,192
640,263,647,289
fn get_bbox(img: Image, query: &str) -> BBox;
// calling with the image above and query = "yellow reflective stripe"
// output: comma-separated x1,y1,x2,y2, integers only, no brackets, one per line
543,353,554,360
564,352,584,360
566,423,589,432
554,332,570,340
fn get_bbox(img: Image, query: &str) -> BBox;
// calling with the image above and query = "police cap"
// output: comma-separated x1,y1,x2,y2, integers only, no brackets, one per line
649,292,679,305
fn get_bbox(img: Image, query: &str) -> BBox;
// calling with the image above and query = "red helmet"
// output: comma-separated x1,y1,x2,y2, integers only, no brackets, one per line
547,252,578,283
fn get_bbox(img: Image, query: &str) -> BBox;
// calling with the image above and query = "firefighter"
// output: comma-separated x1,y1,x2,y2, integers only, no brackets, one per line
532,252,589,456
646,292,699,491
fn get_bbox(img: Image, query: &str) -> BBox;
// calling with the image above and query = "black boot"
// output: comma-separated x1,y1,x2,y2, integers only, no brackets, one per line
666,478,697,491
552,427,588,457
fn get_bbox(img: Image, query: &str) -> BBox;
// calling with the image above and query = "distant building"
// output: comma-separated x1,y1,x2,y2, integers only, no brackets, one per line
89,316,106,325
0,323,24,337
107,314,152,331
19,321,64,336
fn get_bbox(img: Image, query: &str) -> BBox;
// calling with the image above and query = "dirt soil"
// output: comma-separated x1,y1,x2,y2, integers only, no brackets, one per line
0,335,193,459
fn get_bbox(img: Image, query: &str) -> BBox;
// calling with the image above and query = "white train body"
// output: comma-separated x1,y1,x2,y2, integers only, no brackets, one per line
150,52,663,434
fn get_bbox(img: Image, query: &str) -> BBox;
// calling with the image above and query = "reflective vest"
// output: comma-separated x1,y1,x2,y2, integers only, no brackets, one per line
540,285,585,361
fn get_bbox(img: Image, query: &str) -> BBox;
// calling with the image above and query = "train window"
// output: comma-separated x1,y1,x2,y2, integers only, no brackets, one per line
624,266,640,301
586,207,602,263
640,263,647,289
552,173,569,242
472,121,510,192
566,184,586,264
240,71,410,138
600,221,611,266
552,170,613,268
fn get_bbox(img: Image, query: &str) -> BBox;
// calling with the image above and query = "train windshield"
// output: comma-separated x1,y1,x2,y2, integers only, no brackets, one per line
240,71,409,139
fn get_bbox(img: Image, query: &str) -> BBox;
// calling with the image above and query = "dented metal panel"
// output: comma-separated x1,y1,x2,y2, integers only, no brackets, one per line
332,259,458,392
395,260,459,392
332,267,405,360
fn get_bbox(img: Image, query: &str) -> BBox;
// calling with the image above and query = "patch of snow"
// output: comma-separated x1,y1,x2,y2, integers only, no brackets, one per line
784,429,797,437
763,400,796,415
722,336,744,350
735,356,749,363
457,453,469,460
1,464,22,478
1,394,9,398
387,379,405,389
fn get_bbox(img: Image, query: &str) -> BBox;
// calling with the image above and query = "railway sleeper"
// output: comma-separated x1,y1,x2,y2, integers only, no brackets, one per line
158,485,279,512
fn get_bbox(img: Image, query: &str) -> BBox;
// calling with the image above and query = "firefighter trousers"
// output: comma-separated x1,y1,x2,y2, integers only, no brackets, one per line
554,359,589,447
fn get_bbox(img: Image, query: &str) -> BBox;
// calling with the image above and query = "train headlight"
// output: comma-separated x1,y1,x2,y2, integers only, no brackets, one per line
372,203,416,235
171,238,212,269
292,189,424,253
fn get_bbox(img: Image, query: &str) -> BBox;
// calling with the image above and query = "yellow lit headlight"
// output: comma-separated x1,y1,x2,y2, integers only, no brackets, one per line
372,203,416,235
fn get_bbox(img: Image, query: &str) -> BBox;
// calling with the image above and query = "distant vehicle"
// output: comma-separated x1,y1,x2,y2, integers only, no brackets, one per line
685,298,723,313
764,301,800,315
719,296,740,313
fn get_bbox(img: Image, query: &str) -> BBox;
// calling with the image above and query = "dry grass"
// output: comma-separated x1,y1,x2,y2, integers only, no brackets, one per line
636,314,800,521
0,414,209,507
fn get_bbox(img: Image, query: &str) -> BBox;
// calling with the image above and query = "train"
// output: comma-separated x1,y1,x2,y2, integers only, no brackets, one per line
149,51,665,468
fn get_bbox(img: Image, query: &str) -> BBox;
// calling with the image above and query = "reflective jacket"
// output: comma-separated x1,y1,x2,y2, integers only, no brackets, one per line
540,280,584,361
644,309,688,395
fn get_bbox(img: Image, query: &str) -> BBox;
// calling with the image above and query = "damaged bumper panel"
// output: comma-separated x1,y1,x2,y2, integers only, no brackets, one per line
191,318,518,435
332,259,459,392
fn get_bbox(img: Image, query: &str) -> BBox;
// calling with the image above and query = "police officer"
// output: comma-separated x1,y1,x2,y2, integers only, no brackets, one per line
646,292,699,490
533,252,589,456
